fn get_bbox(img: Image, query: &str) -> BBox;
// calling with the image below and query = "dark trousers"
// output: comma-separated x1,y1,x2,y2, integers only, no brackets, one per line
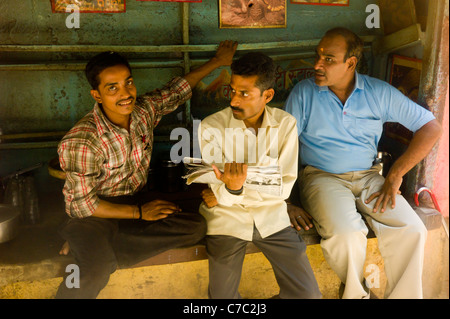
55,194,206,299
206,226,322,299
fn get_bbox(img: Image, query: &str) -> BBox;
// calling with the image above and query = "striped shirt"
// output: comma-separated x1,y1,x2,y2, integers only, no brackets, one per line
58,77,192,218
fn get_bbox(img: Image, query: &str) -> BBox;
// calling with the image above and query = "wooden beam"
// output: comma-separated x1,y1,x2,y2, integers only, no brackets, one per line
372,23,424,55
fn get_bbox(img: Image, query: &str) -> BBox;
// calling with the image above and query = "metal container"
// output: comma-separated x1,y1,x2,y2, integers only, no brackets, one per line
374,152,392,177
0,204,20,243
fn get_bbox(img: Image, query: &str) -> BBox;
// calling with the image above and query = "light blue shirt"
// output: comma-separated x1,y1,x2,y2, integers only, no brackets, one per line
284,72,435,174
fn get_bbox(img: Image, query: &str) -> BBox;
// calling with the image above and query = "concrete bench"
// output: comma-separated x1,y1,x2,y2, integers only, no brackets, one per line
130,203,443,268
0,183,443,288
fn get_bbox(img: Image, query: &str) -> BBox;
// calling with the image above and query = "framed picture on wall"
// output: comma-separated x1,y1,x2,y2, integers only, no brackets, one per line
219,0,287,29
384,54,422,144
51,0,126,13
290,0,349,6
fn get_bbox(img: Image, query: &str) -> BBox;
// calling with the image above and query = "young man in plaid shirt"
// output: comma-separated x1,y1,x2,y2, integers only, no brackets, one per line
55,41,238,299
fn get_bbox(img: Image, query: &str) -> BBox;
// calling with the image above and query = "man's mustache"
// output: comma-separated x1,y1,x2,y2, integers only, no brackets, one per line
230,106,243,112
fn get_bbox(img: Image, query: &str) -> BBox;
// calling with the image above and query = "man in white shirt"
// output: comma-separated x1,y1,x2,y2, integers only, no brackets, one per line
199,52,321,299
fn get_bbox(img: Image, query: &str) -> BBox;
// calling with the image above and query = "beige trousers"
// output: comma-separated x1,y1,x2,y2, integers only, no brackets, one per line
298,164,427,299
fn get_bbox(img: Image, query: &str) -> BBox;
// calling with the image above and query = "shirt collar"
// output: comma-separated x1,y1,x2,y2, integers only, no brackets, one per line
228,105,280,130
261,105,280,128
354,71,365,90
92,102,126,136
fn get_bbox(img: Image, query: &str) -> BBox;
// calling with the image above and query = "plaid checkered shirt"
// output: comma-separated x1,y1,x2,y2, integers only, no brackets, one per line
58,77,192,218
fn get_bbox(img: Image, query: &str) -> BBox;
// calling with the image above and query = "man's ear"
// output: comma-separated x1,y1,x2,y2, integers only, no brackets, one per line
264,88,275,104
347,56,358,71
90,89,102,104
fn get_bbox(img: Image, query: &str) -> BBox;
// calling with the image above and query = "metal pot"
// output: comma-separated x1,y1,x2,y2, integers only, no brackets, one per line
0,204,20,243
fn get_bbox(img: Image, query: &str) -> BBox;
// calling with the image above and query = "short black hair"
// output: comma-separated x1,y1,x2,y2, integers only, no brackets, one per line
231,52,276,94
85,51,132,90
324,27,364,63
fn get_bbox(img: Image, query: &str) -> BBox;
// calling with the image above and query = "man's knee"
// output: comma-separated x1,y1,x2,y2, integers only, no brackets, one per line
194,215,207,241
320,218,369,241
180,212,207,245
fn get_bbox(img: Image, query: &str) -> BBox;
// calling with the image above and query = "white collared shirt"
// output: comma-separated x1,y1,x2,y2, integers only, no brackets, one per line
198,106,298,240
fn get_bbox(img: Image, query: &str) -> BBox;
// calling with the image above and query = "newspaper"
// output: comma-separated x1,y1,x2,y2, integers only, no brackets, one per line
182,157,282,196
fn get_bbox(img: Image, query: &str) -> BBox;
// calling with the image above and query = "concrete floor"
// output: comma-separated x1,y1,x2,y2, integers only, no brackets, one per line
0,182,67,267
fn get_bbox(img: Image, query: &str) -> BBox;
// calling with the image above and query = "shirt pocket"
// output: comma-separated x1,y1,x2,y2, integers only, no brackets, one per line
346,118,382,144
101,158,127,191
103,140,127,171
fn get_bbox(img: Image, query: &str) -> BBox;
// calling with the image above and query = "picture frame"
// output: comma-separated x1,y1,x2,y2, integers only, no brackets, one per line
51,0,126,13
290,0,349,6
384,54,423,144
219,0,286,29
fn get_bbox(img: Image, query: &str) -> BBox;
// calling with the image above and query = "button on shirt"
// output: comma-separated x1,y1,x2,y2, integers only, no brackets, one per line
58,77,191,218
198,106,298,241
284,72,435,174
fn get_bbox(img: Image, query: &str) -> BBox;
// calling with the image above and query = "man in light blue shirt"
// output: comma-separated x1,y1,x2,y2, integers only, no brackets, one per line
284,27,442,299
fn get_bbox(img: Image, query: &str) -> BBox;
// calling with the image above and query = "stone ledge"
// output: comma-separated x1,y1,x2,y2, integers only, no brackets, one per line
0,206,442,288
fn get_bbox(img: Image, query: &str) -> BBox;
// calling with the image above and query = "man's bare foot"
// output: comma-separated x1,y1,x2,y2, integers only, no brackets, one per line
59,241,70,255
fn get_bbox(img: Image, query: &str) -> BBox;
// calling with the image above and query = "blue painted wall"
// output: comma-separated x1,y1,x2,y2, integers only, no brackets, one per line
0,0,380,194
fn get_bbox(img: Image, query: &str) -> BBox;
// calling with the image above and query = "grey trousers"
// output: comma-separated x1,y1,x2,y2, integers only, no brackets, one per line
299,164,427,299
206,226,322,299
